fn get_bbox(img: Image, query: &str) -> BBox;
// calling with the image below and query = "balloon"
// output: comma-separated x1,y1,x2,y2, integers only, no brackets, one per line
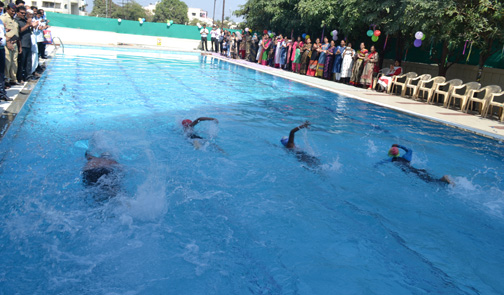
367,30,373,37
270,33,274,38
371,35,379,42
245,28,249,32
263,29,268,34
302,33,306,39
142,18,146,22
305,35,310,40
268,30,272,34
332,35,337,41
333,30,338,36
374,30,381,37
414,39,422,47
421,34,426,41
415,31,423,40
330,31,333,36
170,20,174,24
118,18,121,23
138,18,142,22
196,23,201,27
140,20,144,24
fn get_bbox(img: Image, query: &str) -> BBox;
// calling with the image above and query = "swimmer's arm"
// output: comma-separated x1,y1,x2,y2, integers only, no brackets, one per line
393,144,413,162
287,121,310,148
190,117,219,127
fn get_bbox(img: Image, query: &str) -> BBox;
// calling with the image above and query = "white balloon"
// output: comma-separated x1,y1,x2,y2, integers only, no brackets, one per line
415,31,423,40
245,28,249,32
197,23,201,27
140,20,144,24
118,18,122,23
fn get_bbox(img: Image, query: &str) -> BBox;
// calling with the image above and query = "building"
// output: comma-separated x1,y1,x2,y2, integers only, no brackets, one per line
33,0,87,15
143,2,158,15
187,7,212,25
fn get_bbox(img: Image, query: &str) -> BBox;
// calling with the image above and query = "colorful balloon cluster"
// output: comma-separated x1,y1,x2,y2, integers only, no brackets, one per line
414,31,425,47
138,17,146,24
367,29,381,42
166,20,174,27
330,30,338,41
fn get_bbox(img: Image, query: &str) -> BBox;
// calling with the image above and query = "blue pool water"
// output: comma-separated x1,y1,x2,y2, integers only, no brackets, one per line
1,45,503,294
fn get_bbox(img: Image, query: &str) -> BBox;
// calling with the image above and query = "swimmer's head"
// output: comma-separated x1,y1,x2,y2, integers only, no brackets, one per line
182,119,193,127
388,147,399,157
280,136,288,147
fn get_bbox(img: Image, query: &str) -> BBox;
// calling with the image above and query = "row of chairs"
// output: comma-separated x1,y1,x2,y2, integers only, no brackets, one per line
377,72,504,121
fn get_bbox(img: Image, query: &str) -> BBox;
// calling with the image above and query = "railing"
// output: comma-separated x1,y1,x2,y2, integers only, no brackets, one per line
53,37,64,54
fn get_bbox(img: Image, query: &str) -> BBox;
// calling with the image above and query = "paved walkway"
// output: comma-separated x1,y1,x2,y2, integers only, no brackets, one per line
209,53,504,141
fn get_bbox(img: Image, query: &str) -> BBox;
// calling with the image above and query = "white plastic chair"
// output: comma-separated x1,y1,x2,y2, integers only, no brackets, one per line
483,91,504,121
403,74,431,97
431,79,463,106
416,76,446,102
389,72,417,95
445,82,481,110
465,85,502,115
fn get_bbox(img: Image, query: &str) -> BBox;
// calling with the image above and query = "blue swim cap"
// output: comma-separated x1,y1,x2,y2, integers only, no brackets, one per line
280,136,288,147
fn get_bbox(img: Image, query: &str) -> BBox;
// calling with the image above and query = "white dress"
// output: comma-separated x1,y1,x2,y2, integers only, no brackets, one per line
340,48,355,78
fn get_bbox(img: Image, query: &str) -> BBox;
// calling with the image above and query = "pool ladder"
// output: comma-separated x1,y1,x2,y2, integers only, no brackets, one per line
53,37,64,54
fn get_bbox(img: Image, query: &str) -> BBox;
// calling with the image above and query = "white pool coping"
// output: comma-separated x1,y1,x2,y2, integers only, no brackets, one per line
209,53,504,142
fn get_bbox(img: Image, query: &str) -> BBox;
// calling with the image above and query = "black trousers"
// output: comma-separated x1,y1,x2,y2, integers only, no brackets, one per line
215,39,220,53
236,40,241,57
17,46,32,81
38,42,46,58
0,47,5,95
201,37,208,51
211,37,216,51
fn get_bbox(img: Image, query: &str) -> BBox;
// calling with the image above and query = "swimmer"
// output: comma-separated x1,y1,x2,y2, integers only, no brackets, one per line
82,151,122,200
379,144,452,184
281,121,320,167
181,117,224,152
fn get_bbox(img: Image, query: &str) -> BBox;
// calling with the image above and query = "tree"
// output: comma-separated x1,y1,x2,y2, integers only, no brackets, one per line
111,1,147,21
455,0,504,81
153,0,189,24
89,0,120,18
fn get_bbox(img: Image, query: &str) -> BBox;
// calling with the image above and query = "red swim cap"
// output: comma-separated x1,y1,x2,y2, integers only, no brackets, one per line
388,147,399,157
182,119,192,127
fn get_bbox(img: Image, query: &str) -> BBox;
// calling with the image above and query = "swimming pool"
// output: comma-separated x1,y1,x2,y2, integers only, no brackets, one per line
0,45,503,294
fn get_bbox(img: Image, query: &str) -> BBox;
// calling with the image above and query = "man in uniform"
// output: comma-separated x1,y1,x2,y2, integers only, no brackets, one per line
0,3,21,86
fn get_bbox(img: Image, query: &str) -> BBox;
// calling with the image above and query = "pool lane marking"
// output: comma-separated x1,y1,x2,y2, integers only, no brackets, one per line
210,55,504,141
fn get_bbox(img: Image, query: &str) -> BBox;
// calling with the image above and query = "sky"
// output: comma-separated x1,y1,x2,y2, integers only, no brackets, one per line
86,0,246,22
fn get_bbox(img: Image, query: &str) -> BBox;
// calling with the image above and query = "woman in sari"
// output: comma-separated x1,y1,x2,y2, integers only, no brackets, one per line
350,42,368,86
261,36,271,66
299,38,312,75
377,60,402,91
323,40,336,79
284,39,292,70
293,43,302,73
268,37,276,66
250,33,258,62
332,40,346,81
306,38,320,76
257,35,265,64
291,36,303,71
340,42,355,84
360,45,379,89
274,35,283,68
315,37,330,77
280,37,289,69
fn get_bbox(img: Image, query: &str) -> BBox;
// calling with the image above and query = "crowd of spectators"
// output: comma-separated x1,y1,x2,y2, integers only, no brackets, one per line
0,0,49,102
199,29,403,90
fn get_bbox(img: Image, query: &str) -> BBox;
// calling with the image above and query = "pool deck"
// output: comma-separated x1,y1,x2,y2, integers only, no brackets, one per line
209,53,504,141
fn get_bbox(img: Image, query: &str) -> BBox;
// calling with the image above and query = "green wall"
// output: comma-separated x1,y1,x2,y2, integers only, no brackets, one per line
46,12,206,40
